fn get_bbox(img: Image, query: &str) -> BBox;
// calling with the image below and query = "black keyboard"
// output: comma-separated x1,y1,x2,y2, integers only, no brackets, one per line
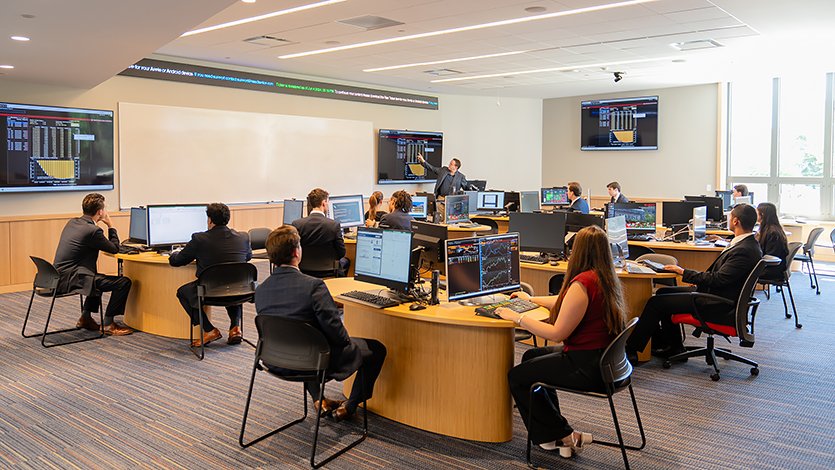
118,245,140,254
475,298,540,319
336,290,400,309
639,259,673,273
520,254,549,264
626,233,653,241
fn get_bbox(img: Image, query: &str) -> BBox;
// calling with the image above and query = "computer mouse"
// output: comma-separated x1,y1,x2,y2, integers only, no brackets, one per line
409,303,427,311
549,259,559,266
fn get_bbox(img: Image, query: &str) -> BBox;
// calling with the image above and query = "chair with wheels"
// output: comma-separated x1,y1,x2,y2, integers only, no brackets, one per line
663,256,780,381
191,262,258,360
794,227,824,295
526,317,646,470
626,245,655,261
513,281,538,347
758,242,802,328
22,256,105,348
239,316,367,469
298,244,340,279
470,217,499,235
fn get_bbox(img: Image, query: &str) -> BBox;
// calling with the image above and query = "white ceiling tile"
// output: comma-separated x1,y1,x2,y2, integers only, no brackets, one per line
664,7,731,24
641,0,714,15
684,17,746,31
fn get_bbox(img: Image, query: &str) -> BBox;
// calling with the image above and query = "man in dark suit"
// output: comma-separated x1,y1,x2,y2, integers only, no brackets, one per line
627,204,763,357
169,203,252,346
255,225,387,421
292,188,349,277
567,181,590,214
54,193,133,335
607,181,629,203
415,153,469,197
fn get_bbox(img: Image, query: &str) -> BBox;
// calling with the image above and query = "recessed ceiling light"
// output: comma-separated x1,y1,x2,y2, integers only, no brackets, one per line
280,0,663,59
364,49,532,72
324,40,341,45
0,65,14,69
670,39,723,51
11,36,30,42
525,7,547,13
242,0,256,3
181,0,346,37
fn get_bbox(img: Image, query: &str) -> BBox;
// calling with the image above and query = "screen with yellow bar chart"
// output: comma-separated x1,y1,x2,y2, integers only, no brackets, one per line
1,102,114,193
580,96,658,151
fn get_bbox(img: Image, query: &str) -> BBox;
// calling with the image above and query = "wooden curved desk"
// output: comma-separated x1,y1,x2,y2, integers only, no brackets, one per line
325,277,548,443
447,223,493,238
111,252,206,339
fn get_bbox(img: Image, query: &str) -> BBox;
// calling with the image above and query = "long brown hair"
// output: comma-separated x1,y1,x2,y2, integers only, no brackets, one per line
368,191,383,221
756,202,787,247
551,225,627,334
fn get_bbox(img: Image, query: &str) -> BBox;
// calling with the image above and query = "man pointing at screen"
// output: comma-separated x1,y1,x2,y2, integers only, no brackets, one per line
416,153,469,198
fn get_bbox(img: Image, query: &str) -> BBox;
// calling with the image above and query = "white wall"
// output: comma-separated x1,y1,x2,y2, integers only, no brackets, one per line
541,84,720,201
0,62,542,216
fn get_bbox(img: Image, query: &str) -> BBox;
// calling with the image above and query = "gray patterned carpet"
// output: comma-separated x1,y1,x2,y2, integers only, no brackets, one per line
1,260,834,469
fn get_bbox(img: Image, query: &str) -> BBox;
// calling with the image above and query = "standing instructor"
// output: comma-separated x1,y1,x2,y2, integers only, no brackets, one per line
416,153,469,197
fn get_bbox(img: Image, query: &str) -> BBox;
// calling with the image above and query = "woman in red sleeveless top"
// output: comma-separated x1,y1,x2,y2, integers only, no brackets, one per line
497,225,627,458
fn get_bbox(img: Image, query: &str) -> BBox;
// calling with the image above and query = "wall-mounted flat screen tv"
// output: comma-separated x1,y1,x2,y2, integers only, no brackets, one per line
0,102,115,193
378,129,443,184
580,96,658,150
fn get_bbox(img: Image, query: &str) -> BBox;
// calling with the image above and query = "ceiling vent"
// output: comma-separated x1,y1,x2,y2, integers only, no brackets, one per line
335,15,403,31
424,69,463,76
670,39,724,51
243,36,292,47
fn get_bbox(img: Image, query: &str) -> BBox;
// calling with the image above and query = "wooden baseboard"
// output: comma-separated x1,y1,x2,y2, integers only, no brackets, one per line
0,283,30,294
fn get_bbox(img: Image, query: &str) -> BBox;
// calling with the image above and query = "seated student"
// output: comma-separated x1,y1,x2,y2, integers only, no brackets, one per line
566,181,590,214
53,193,133,335
292,188,350,277
626,204,762,358
364,191,386,227
169,203,252,346
607,182,629,203
379,190,414,231
733,184,749,199
756,202,789,282
496,225,626,458
255,225,387,421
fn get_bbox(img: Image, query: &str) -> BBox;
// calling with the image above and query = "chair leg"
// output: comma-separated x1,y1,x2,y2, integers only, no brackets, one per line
189,303,205,360
779,288,790,319
786,282,801,328
239,364,310,448
312,366,368,469
239,308,257,349
809,258,820,294
24,292,105,347
762,284,770,300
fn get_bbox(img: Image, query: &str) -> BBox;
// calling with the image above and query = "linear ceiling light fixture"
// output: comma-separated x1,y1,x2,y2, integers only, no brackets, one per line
181,0,347,37
279,0,661,59
430,56,679,83
364,49,534,72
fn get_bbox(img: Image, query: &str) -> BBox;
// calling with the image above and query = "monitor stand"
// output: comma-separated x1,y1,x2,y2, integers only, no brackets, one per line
458,294,505,307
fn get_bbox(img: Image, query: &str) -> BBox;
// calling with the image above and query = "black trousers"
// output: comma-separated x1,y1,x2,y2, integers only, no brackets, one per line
627,287,735,353
508,345,606,445
176,280,242,332
84,274,131,318
304,338,387,414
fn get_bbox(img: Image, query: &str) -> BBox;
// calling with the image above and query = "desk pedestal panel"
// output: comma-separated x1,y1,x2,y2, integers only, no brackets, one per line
342,303,514,442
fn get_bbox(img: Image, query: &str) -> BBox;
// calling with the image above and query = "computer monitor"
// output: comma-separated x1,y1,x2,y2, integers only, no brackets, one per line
520,191,540,212
692,206,707,242
541,187,569,206
128,207,148,244
146,204,208,248
607,202,657,234
410,195,429,219
563,211,605,256
606,215,629,264
411,220,448,275
715,190,734,210
446,232,521,305
684,196,724,222
734,195,752,206
464,190,478,214
354,227,414,293
477,191,505,212
469,179,487,191
444,194,470,224
504,191,520,212
282,199,304,224
327,194,365,228
508,212,565,254
662,201,704,227
415,192,436,216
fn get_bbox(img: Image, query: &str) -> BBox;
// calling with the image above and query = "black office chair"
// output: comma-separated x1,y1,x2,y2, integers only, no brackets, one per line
470,217,499,234
794,227,824,294
526,317,645,470
191,262,258,360
758,242,802,328
239,316,367,469
548,274,566,296
298,244,340,279
21,256,105,348
248,227,273,271
626,245,655,261
663,256,780,381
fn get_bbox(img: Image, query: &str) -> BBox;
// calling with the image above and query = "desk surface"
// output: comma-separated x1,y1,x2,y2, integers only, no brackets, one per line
629,240,725,252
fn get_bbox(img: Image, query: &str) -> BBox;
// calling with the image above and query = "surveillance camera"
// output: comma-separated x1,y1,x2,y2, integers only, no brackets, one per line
613,72,624,83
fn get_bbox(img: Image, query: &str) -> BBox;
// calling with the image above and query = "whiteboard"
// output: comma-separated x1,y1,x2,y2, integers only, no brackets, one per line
118,102,373,208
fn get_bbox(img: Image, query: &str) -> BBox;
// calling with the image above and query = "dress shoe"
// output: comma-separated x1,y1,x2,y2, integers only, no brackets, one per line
227,326,243,345
76,316,100,331
102,323,133,336
540,431,592,458
313,398,345,417
332,402,354,422
191,328,221,347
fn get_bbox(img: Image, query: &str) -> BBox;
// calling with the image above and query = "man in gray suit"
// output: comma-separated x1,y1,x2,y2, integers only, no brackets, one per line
255,225,387,421
416,153,469,197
